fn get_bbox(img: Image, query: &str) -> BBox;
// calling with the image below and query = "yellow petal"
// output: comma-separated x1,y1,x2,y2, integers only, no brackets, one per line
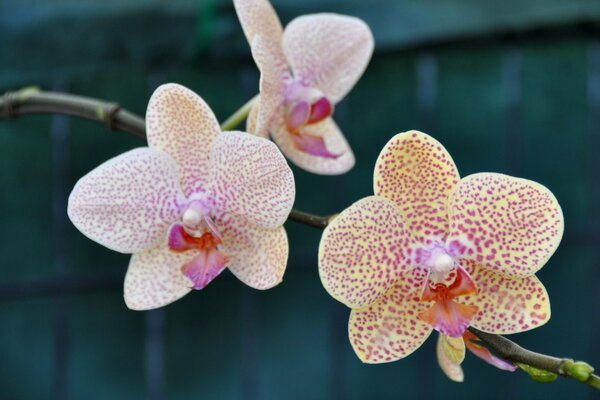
436,333,465,382
461,260,551,334
319,196,417,308
374,131,460,243
447,173,564,278
349,268,432,364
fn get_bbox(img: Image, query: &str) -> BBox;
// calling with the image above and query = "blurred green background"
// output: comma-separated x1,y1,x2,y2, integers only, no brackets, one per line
2,0,600,399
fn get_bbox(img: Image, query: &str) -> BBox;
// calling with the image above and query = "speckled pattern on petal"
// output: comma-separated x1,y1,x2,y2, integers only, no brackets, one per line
68,148,184,254
349,267,432,364
461,260,551,334
233,0,283,50
283,13,374,103
124,245,195,311
146,83,220,196
250,36,290,135
374,131,460,243
319,196,417,309
217,212,288,290
208,131,295,229
447,173,564,278
270,113,355,175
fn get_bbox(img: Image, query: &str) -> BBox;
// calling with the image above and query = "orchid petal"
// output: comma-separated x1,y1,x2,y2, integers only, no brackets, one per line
208,131,295,228
217,213,288,290
124,245,193,310
181,248,230,290
308,97,334,124
463,331,517,371
436,333,465,382
319,196,417,309
283,13,374,103
289,130,342,159
271,114,354,175
348,268,432,363
146,83,220,196
447,173,564,278
418,298,478,338
286,101,310,132
246,97,269,139
374,131,460,243
250,35,290,134
233,0,283,50
461,261,551,334
68,148,184,254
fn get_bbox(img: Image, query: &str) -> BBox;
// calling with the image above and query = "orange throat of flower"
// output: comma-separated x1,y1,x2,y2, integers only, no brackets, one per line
418,266,479,337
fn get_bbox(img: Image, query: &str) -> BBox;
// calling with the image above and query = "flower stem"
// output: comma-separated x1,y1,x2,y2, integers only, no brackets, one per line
1,87,598,391
287,209,334,229
219,95,257,131
469,327,600,390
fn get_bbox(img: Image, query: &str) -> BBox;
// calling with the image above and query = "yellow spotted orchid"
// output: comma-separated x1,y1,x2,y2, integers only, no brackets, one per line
68,83,295,310
318,131,563,371
233,0,374,175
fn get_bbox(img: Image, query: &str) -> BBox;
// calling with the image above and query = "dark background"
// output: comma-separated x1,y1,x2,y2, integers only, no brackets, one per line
2,0,600,399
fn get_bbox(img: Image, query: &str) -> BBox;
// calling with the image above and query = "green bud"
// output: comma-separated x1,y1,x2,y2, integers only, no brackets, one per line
516,363,558,383
568,361,594,382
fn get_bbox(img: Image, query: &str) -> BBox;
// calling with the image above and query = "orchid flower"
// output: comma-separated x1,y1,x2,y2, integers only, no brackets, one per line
233,0,374,175
68,83,295,310
318,131,563,369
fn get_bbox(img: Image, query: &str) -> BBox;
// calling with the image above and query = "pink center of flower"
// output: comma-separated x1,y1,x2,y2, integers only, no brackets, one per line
283,81,340,159
416,245,479,337
168,199,229,290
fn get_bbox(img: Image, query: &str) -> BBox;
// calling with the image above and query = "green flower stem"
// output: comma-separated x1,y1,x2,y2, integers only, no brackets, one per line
219,95,257,131
1,87,598,391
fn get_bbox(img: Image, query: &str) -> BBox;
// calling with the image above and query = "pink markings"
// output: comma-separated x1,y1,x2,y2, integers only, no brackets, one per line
168,224,230,290
285,101,310,132
308,97,333,124
419,267,479,337
283,81,336,158
168,224,221,252
290,130,341,158
181,248,230,290
463,331,517,371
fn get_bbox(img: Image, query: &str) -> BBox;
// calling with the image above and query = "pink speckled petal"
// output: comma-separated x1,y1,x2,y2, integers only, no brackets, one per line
348,268,432,363
146,83,220,196
319,196,418,309
461,261,551,334
271,114,354,175
233,0,283,50
246,97,269,139
208,131,295,228
447,173,564,278
463,331,517,371
250,36,290,134
436,333,465,382
374,131,460,243
68,148,184,254
217,212,288,290
124,245,194,310
283,14,374,103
